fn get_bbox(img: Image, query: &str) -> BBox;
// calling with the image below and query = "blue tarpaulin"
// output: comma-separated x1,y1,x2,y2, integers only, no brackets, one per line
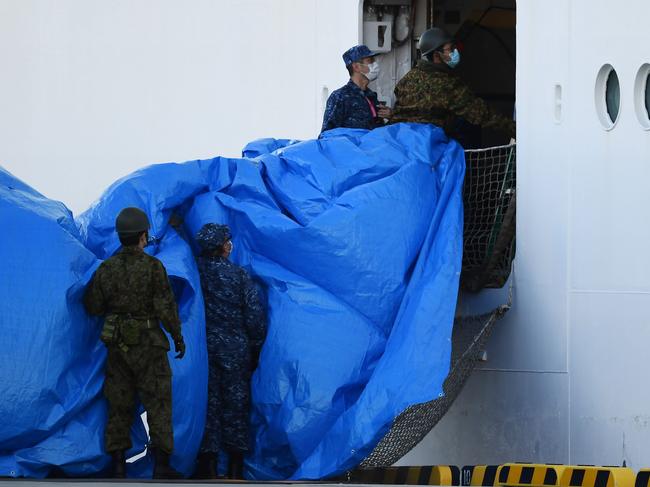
0,123,465,480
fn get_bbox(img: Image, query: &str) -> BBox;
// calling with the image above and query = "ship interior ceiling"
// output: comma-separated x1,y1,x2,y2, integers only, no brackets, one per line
364,0,516,148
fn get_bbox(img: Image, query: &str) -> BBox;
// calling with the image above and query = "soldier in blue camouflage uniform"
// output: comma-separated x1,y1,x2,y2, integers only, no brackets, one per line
320,45,393,134
84,207,186,479
392,28,515,146
193,223,266,480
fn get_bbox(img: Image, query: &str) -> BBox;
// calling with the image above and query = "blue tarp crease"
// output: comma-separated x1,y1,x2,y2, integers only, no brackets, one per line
0,124,464,480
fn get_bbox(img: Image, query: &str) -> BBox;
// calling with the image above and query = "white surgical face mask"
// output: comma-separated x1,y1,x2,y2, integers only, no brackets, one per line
362,61,380,81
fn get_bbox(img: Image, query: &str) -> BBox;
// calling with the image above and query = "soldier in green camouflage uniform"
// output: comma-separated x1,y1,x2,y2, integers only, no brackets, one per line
392,27,515,144
84,207,186,479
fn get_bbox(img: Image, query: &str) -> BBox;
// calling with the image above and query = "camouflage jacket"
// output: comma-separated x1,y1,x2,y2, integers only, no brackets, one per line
84,246,182,350
392,60,515,139
321,80,384,134
197,255,266,358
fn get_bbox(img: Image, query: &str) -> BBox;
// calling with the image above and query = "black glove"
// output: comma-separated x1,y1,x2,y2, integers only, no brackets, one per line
174,336,186,359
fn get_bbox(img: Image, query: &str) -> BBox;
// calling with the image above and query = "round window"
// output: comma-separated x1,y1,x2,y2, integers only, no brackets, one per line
634,63,650,130
646,78,650,117
595,64,621,130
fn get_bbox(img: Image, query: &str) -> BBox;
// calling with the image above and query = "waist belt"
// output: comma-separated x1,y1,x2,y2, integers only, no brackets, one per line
107,314,158,328
103,314,160,352
142,318,157,329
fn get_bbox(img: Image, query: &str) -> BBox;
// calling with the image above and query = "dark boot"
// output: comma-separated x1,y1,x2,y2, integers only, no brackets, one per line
193,451,218,480
227,451,245,480
111,450,126,479
152,448,183,480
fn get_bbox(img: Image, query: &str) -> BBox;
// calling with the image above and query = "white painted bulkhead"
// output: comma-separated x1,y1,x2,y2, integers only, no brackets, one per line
1,0,650,473
0,0,360,213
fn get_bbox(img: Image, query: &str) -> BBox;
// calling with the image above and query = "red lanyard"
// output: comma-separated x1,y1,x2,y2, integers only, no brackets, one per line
365,97,377,118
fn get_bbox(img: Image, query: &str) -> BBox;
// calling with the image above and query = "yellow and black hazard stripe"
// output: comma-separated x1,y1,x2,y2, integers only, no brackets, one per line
635,470,650,487
559,466,634,487
350,465,460,485
496,463,567,486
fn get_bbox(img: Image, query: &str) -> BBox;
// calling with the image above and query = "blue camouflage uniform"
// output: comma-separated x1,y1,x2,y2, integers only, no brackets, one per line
195,224,266,454
320,45,384,134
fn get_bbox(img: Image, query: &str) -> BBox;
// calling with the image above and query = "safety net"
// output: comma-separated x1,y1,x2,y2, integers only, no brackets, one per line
461,144,516,292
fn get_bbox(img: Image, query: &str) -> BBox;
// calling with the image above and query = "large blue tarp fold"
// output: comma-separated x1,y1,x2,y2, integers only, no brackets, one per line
0,167,107,477
0,124,464,480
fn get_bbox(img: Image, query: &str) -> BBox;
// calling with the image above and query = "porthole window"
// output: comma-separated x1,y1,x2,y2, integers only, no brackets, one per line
605,70,620,121
646,80,650,117
595,64,621,130
633,63,650,130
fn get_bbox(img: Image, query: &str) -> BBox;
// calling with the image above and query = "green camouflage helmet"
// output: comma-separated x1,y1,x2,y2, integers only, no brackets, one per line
418,27,452,57
115,207,150,236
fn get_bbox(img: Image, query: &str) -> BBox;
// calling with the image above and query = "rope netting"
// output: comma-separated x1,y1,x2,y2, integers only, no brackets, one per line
461,144,516,292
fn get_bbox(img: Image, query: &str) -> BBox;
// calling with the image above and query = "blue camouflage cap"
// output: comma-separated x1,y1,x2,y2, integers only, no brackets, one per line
196,223,232,252
342,45,378,66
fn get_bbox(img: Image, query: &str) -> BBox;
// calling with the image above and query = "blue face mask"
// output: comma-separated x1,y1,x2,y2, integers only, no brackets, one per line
446,48,460,68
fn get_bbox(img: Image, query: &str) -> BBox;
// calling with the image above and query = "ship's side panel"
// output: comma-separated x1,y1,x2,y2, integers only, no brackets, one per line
566,0,650,468
0,0,361,213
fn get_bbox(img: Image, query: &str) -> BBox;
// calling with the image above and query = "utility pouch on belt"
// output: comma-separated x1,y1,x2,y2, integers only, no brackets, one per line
101,315,158,349
100,315,120,346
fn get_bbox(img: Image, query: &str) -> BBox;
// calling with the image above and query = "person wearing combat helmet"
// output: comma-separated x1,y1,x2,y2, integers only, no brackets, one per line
392,27,515,145
83,207,186,479
193,223,266,480
320,44,393,134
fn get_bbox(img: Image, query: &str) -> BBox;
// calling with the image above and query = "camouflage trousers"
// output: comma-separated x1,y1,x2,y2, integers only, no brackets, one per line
104,345,173,454
200,353,251,454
